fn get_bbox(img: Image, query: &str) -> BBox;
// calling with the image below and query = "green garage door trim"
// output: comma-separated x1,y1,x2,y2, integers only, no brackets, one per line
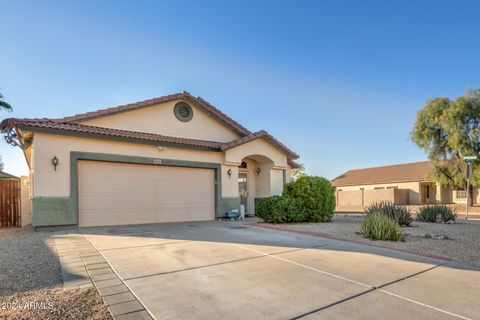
33,151,222,227
219,197,241,216
32,197,75,226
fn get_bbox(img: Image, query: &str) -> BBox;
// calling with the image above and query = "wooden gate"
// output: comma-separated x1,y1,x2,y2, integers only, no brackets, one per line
0,179,20,227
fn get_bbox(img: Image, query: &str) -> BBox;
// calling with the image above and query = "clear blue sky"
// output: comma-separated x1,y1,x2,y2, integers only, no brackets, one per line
1,0,479,179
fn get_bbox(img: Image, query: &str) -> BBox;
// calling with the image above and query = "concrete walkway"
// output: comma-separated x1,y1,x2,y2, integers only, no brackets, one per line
67,221,479,320
53,231,152,320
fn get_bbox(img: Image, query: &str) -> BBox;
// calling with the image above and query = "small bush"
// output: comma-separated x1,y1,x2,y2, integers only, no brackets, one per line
256,176,335,223
256,196,286,223
283,176,336,222
283,198,308,223
417,205,457,223
360,213,404,241
365,201,412,226
256,196,307,224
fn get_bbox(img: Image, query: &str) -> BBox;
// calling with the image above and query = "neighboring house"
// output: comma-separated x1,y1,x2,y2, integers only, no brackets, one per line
332,161,474,210
0,170,20,180
1,91,299,227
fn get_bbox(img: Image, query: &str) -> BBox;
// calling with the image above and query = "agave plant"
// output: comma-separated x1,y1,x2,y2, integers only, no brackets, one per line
416,205,457,223
365,201,412,226
360,213,404,241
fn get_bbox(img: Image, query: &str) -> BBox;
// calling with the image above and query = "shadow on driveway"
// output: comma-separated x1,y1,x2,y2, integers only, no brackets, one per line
43,220,480,320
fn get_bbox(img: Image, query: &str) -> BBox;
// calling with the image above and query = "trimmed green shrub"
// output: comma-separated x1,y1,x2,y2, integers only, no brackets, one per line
256,176,335,223
416,205,457,223
360,213,404,241
283,176,336,222
283,197,308,223
365,201,412,226
256,196,286,223
256,196,307,224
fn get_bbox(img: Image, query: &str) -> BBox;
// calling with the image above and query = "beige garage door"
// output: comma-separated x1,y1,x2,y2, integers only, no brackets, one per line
78,160,215,227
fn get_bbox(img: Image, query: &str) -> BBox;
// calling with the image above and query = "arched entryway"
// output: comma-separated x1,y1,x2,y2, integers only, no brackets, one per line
238,154,275,216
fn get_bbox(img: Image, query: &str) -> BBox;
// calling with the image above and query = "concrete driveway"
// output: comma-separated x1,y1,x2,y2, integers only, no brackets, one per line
79,221,479,320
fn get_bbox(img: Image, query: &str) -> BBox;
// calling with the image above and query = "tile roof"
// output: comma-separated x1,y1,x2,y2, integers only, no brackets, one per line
220,130,299,159
54,91,251,136
5,119,299,158
1,92,298,159
331,161,432,187
5,119,222,150
287,159,300,169
0,171,20,180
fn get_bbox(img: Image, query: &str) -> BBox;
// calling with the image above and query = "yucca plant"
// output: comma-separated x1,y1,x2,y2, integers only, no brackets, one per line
416,205,457,223
360,213,404,241
365,201,412,226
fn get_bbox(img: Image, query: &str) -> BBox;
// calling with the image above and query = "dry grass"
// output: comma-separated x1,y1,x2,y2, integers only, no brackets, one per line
1,287,111,320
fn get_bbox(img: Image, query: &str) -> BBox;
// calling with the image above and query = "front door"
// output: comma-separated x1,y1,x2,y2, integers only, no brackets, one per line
238,172,248,214
421,184,432,204
425,185,430,203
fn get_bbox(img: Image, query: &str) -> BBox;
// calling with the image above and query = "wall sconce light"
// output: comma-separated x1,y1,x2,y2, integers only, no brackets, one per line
52,156,59,171
157,146,167,152
256,167,261,175
227,169,232,178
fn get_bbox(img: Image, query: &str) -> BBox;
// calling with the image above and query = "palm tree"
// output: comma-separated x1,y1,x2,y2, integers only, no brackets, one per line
0,92,12,111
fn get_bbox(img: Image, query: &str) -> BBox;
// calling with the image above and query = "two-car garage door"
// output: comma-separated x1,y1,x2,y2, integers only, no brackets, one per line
78,160,215,227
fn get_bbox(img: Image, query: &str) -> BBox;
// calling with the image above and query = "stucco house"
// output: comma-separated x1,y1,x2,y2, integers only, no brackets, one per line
1,91,299,227
332,161,476,210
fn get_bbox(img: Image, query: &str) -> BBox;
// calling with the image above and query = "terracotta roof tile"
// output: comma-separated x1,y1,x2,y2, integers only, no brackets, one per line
5,119,221,150
220,130,299,159
53,91,251,136
1,91,299,159
0,171,20,180
331,161,432,187
288,160,300,169
192,95,251,136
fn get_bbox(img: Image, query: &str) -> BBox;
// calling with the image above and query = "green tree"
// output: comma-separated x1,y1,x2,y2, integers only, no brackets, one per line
0,92,13,111
411,88,480,190
291,163,306,181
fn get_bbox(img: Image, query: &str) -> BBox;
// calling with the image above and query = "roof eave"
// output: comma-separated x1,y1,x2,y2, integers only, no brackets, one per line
220,136,299,159
186,95,251,136
220,131,299,159
56,92,251,137
0,171,20,180
16,124,222,152
332,178,432,188
288,160,300,168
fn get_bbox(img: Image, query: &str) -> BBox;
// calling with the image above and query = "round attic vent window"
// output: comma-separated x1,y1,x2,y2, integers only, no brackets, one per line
174,102,193,122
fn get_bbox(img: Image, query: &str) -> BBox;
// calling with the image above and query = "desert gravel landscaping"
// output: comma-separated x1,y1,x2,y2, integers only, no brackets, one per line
277,214,480,267
0,226,111,320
